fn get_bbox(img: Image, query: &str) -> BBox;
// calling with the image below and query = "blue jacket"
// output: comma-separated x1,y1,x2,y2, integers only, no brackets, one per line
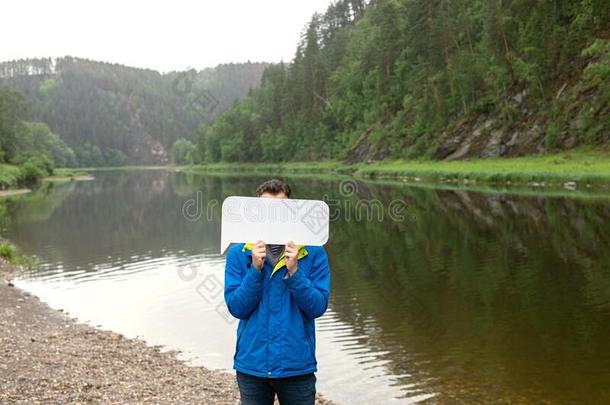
224,243,331,378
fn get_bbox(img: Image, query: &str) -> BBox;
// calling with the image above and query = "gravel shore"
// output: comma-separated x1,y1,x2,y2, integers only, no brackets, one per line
0,260,333,404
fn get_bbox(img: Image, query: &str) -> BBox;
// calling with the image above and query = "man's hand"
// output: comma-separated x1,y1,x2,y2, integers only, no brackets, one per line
285,241,298,276
252,240,266,271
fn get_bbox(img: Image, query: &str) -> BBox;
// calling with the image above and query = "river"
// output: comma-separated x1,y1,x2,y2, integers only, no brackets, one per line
4,170,610,404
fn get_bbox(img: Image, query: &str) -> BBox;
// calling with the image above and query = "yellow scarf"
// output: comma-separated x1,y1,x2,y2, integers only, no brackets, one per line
242,243,308,277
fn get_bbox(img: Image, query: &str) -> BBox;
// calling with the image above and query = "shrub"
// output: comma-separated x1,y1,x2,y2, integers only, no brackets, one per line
17,153,55,183
545,122,561,149
0,164,25,189
0,242,15,261
0,241,36,268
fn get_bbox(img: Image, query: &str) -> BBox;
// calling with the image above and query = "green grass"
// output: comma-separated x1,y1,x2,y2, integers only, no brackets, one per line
78,165,169,172
52,148,610,189
44,168,92,182
357,148,610,186
1,164,93,189
53,168,89,177
186,148,610,188
187,161,345,175
0,241,36,269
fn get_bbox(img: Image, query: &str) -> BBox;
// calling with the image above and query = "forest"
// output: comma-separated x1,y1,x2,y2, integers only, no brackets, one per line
0,57,267,176
198,0,609,163
1,0,609,186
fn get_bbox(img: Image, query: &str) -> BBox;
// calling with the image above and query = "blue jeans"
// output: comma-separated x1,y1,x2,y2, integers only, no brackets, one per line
236,371,316,405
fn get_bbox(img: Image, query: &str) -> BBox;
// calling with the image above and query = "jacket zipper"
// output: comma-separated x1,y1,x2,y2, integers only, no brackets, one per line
303,318,314,361
266,263,271,374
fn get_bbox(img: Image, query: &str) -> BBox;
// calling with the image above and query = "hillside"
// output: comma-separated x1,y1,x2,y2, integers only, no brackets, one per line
197,0,609,164
0,58,267,165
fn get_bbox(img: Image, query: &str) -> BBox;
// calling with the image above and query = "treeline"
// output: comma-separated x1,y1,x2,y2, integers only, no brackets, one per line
0,84,69,187
198,0,609,163
1,58,267,166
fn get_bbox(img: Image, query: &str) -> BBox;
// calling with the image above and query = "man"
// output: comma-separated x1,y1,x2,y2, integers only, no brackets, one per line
224,179,331,405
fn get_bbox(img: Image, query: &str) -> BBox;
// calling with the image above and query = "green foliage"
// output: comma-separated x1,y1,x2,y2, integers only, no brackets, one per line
170,138,198,165
0,164,25,189
73,143,103,167
1,58,268,165
102,147,128,167
582,39,610,101
0,84,75,186
17,153,55,183
21,122,76,167
187,148,610,186
0,242,15,261
197,0,609,163
2,2,608,168
0,241,37,268
69,143,126,167
546,122,561,149
0,85,73,185
0,84,28,163
38,78,57,94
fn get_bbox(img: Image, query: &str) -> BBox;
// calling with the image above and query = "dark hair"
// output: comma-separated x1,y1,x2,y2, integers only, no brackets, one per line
256,179,291,197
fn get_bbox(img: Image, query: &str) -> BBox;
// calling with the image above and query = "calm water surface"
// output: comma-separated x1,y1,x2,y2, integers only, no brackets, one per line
4,171,610,404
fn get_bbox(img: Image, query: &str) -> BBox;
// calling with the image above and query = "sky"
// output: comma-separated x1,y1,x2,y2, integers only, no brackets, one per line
1,0,334,72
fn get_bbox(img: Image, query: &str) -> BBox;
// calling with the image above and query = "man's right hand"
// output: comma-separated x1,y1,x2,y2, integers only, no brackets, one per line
252,240,266,271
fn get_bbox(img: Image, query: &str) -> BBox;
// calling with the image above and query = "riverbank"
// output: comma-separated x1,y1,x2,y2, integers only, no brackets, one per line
0,189,31,197
79,165,171,172
0,259,333,404
42,168,95,183
0,262,238,403
0,164,93,193
185,148,610,189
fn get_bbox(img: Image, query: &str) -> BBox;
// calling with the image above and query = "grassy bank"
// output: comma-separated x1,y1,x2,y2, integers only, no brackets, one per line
0,164,91,190
186,148,610,188
79,165,170,172
186,161,343,175
43,168,93,183
357,148,610,186
0,241,36,270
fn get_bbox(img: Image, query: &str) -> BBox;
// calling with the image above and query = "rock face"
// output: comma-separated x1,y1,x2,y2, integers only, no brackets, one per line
435,117,547,162
432,87,551,161
481,129,508,158
344,65,608,163
345,127,391,164
122,106,170,164
129,132,169,165
344,128,372,164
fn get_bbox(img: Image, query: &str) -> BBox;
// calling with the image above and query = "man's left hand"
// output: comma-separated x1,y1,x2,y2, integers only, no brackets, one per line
285,241,298,276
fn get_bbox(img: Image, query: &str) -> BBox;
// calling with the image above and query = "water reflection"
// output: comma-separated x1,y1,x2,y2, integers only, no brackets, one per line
4,171,610,404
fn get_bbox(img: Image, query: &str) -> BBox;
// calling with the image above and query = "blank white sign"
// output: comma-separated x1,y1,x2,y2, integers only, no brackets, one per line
220,196,330,254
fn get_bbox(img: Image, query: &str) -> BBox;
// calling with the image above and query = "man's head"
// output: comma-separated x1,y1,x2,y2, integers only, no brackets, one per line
256,179,291,199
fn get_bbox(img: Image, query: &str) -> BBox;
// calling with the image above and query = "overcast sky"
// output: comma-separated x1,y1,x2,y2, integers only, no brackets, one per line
1,0,334,72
